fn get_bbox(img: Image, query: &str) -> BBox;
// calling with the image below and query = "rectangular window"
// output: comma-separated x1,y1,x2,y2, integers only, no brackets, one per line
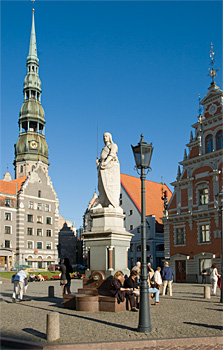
46,229,52,237
5,212,12,221
37,228,43,236
199,188,208,205
38,190,41,198
137,227,140,233
176,228,185,245
4,226,11,234
27,214,33,223
5,240,10,248
37,203,42,210
5,199,11,207
130,243,133,252
27,228,33,236
45,204,50,212
199,258,212,275
46,217,52,225
200,225,210,243
130,225,133,230
37,242,42,249
130,210,133,215
37,216,43,224
46,243,52,250
29,201,34,209
27,241,33,249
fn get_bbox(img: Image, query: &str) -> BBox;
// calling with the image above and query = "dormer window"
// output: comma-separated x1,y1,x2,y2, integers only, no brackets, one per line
205,135,213,153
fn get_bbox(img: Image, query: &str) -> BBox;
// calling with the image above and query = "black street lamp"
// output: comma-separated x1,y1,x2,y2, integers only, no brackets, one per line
131,134,154,333
216,187,223,303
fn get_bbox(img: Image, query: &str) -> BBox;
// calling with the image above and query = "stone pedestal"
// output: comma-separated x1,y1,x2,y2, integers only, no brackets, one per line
82,207,133,278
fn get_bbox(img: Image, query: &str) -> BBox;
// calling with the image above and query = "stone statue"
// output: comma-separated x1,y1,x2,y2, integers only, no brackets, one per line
96,132,120,208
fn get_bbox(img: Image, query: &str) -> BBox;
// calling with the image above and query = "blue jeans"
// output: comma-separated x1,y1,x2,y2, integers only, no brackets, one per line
149,288,159,302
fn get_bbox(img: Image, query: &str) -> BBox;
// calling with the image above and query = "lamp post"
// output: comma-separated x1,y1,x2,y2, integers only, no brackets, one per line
216,187,223,303
132,134,154,333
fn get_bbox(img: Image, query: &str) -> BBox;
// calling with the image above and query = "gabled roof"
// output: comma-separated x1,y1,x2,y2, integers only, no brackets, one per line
121,173,172,224
0,177,27,195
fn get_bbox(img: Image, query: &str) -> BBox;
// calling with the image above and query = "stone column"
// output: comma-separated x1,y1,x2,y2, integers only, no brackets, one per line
108,246,114,271
87,248,90,270
46,312,60,342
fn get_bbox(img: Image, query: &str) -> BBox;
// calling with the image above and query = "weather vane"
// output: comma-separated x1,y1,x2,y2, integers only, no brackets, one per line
208,43,218,84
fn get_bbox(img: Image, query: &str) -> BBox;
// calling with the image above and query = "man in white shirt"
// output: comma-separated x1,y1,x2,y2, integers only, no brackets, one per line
12,270,29,302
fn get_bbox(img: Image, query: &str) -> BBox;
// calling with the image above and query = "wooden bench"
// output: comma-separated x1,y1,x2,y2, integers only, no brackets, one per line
52,275,60,280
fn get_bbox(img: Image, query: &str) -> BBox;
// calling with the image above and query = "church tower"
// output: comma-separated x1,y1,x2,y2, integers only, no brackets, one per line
14,8,49,179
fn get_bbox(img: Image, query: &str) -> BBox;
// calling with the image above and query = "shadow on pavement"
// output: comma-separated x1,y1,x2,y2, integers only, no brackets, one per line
206,308,223,312
184,322,223,330
0,292,62,304
22,328,46,340
7,302,137,333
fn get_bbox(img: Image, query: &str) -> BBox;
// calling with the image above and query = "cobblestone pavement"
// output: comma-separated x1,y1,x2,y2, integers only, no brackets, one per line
0,278,222,349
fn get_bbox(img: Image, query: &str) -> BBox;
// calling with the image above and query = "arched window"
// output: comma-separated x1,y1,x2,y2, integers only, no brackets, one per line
20,165,23,173
205,135,213,153
216,130,223,150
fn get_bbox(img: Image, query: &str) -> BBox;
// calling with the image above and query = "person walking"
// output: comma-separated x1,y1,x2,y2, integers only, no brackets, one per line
154,267,162,294
210,263,221,295
162,261,174,296
60,258,73,295
12,270,29,302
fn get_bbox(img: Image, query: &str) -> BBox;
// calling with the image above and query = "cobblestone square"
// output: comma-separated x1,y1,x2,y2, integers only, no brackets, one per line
0,279,222,349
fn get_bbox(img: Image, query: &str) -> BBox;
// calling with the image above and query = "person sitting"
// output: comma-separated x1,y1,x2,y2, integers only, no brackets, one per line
29,273,36,282
148,263,160,305
131,261,141,286
124,270,140,308
110,270,138,312
37,273,44,282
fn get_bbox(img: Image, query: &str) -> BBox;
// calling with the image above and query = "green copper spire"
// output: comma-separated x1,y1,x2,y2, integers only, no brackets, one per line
14,7,49,179
28,9,38,60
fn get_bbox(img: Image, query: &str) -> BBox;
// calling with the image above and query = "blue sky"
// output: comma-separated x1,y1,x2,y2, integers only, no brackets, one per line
1,0,222,228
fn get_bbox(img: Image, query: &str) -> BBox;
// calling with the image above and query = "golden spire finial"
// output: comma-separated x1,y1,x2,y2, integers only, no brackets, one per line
31,0,35,11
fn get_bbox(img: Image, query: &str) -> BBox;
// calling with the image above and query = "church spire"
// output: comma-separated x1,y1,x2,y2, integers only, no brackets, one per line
28,9,38,60
14,6,49,179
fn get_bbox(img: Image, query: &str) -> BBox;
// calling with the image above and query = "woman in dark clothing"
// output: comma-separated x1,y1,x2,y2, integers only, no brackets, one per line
60,258,73,295
124,270,139,290
110,270,138,312
124,270,140,308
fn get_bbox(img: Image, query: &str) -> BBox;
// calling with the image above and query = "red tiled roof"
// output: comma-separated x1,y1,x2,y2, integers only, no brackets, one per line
0,177,27,195
121,173,172,224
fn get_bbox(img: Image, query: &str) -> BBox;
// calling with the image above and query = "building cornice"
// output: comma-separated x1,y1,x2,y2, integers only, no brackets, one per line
179,149,223,167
